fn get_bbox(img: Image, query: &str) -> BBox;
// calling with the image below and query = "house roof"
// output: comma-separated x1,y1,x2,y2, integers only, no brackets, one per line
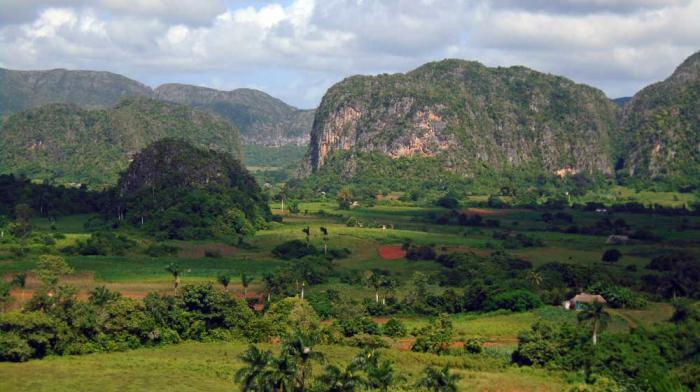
570,293,606,304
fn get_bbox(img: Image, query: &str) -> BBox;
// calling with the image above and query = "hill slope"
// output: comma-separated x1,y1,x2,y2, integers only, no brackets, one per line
0,67,313,146
155,83,314,146
306,59,620,183
0,67,153,117
0,98,241,186
618,51,700,187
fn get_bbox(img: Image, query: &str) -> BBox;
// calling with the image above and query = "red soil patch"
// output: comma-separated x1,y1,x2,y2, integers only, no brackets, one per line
377,245,406,260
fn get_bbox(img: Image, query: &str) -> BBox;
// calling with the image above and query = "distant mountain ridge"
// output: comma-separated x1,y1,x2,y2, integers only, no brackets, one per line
155,83,314,146
0,97,241,186
0,67,312,146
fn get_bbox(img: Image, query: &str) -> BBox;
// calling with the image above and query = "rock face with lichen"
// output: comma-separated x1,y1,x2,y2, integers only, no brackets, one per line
306,59,620,179
617,51,700,185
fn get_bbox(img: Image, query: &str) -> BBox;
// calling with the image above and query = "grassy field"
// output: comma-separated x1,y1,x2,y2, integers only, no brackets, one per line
0,341,566,391
0,196,697,390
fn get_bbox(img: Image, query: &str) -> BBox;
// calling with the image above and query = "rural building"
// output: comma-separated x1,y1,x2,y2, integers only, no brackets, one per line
563,293,607,310
606,235,629,245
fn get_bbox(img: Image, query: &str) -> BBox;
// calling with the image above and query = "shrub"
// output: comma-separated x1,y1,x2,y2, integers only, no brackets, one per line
435,195,459,209
382,318,407,337
145,243,180,257
406,245,436,261
484,290,542,312
337,317,380,337
601,249,622,263
463,338,483,354
272,240,319,259
0,332,33,362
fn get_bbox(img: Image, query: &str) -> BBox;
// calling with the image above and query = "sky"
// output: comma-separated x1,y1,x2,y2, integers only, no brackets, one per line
0,0,698,109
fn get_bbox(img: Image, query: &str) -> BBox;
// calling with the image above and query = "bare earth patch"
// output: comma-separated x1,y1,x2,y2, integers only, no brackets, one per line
377,245,406,260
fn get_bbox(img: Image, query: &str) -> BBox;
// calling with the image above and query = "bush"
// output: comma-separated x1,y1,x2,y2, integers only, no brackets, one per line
382,318,407,337
272,240,319,260
0,332,33,362
463,338,483,354
337,317,380,337
406,245,436,261
435,195,459,209
145,244,180,257
601,249,622,263
484,290,542,312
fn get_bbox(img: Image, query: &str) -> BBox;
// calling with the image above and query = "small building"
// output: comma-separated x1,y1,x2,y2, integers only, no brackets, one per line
606,235,629,245
563,293,607,310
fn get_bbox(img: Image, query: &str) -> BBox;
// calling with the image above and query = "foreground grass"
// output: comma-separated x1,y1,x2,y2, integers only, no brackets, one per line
0,341,566,391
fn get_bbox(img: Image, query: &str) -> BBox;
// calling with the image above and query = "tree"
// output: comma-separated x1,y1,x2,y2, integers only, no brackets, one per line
350,349,402,392
11,272,27,300
217,273,231,292
416,366,460,392
0,215,8,238
526,270,543,288
88,286,121,307
302,226,311,244
165,262,181,289
320,227,329,255
602,249,622,263
235,345,272,391
35,255,73,288
11,204,33,239
364,271,385,304
337,187,353,210
380,278,397,305
577,302,610,345
0,281,12,312
241,272,253,298
317,363,366,392
281,331,325,390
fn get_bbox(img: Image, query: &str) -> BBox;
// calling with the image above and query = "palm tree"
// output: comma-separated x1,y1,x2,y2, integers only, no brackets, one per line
364,271,384,304
235,345,272,391
380,278,397,305
282,331,325,390
320,227,329,255
302,226,311,244
366,359,402,392
217,273,231,292
526,270,543,288
577,302,611,345
165,262,181,289
241,273,253,299
416,366,460,392
265,353,298,392
317,364,366,392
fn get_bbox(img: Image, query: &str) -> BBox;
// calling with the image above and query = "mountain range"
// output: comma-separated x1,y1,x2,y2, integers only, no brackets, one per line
304,51,699,190
0,98,241,186
0,67,313,146
0,50,698,190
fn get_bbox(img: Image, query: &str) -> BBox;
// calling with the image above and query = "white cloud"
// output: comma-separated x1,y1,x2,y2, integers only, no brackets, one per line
0,0,698,107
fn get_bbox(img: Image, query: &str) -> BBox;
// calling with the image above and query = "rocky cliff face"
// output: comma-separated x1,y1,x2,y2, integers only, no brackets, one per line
155,83,314,146
308,59,619,178
618,51,700,183
0,98,241,186
0,68,153,117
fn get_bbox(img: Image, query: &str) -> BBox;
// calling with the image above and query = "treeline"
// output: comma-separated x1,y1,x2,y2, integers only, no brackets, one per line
0,174,102,217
